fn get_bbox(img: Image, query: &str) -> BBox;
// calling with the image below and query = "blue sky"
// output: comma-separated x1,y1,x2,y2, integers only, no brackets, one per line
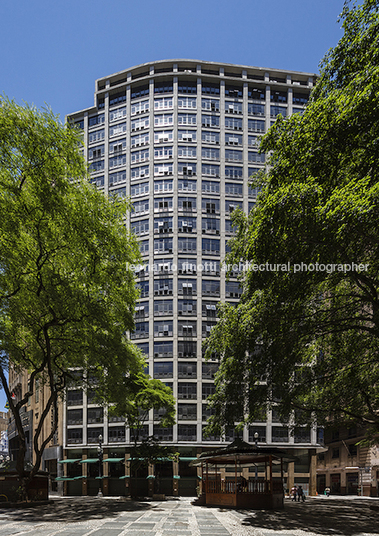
0,0,344,410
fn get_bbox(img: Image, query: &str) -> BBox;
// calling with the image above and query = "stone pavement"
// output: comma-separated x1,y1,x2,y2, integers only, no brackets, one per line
0,496,379,536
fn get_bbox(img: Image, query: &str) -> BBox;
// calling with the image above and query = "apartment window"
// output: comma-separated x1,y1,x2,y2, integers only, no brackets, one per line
154,80,173,94
202,301,217,317
154,278,173,295
153,362,173,378
87,407,103,424
130,425,149,441
153,426,173,441
202,164,219,178
136,280,149,298
248,86,265,100
332,448,340,459
131,165,149,180
154,197,173,212
131,85,149,100
248,135,260,148
178,197,196,211
109,171,126,186
131,182,149,197
67,409,83,425
154,180,173,193
225,183,243,196
178,113,197,126
201,98,220,111
178,300,197,316
226,281,242,298
179,163,197,177
131,219,149,236
202,198,220,214
154,237,173,254
90,176,104,187
178,341,197,358
178,235,197,252
67,429,83,444
178,179,197,192
178,321,197,337
202,427,219,441
109,155,126,168
154,130,173,143
272,426,289,443
153,259,174,273
154,341,173,358
178,382,197,400
87,427,104,444
109,91,126,106
88,145,104,160
202,131,219,144
293,92,309,105
270,90,287,103
136,342,149,357
248,119,265,132
225,219,237,234
202,279,220,296
248,103,265,116
202,181,219,194
178,425,197,441
225,133,242,146
270,105,287,118
88,114,105,127
108,108,126,127
132,199,149,215
225,100,242,114
178,96,196,109
154,299,173,316
131,116,149,131
178,258,197,274
178,130,196,142
202,217,220,233
154,163,173,175
178,146,196,158
140,240,149,256
225,149,243,163
178,217,196,233
202,363,218,379
202,82,220,95
109,122,127,137
202,115,219,128
225,85,243,98
132,132,149,147
202,238,220,255
154,97,173,110
225,200,243,213
202,383,215,400
178,403,197,420
248,152,265,163
154,216,173,233
88,129,104,144
109,186,126,199
131,322,149,339
135,302,149,318
67,390,83,406
108,426,125,443
294,427,311,443
201,147,220,161
154,321,173,338
225,166,243,179
178,80,197,94
154,146,173,159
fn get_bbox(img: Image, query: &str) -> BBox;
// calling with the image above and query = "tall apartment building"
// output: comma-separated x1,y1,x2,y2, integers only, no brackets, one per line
63,60,323,497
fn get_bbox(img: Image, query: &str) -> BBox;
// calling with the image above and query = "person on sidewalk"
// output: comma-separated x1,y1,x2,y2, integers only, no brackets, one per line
290,485,297,501
297,485,305,502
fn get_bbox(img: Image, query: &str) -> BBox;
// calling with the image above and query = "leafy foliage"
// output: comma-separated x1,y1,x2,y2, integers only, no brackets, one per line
204,0,379,442
0,98,152,497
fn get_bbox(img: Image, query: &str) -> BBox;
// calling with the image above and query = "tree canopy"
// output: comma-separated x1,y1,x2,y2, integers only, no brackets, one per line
204,0,379,442
0,98,175,498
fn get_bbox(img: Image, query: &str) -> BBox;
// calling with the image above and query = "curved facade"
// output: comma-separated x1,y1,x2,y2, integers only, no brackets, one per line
66,60,321,495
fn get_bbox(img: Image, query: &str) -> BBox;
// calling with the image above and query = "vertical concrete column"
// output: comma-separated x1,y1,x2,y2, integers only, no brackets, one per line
287,461,294,492
103,450,109,496
82,454,88,496
309,450,317,496
173,458,179,496
125,453,131,496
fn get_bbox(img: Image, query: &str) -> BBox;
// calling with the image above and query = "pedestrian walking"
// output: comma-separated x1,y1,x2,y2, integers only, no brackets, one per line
325,486,330,497
297,485,305,502
290,485,297,501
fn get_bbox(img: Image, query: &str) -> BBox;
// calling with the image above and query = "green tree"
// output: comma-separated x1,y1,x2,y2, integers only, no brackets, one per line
204,0,379,442
0,98,146,499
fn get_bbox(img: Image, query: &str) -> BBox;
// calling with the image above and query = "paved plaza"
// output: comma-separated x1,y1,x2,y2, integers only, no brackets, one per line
0,496,378,536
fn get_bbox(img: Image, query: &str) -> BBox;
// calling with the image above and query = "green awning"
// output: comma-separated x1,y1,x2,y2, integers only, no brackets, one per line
95,476,107,479
79,458,100,464
58,459,81,464
119,475,130,479
104,457,124,463
179,457,198,461
74,475,86,479
146,475,155,479
55,477,76,481
173,475,181,479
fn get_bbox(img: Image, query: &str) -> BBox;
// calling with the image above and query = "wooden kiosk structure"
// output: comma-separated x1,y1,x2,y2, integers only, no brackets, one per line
191,439,296,509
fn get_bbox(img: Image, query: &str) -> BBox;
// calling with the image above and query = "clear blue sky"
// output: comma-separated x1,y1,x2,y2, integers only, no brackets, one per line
0,0,344,410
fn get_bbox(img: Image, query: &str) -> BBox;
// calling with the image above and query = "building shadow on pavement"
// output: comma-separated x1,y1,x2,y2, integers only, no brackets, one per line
0,497,154,524
235,498,379,536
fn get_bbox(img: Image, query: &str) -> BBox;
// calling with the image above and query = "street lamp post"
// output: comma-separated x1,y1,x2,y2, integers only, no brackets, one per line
97,434,103,498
